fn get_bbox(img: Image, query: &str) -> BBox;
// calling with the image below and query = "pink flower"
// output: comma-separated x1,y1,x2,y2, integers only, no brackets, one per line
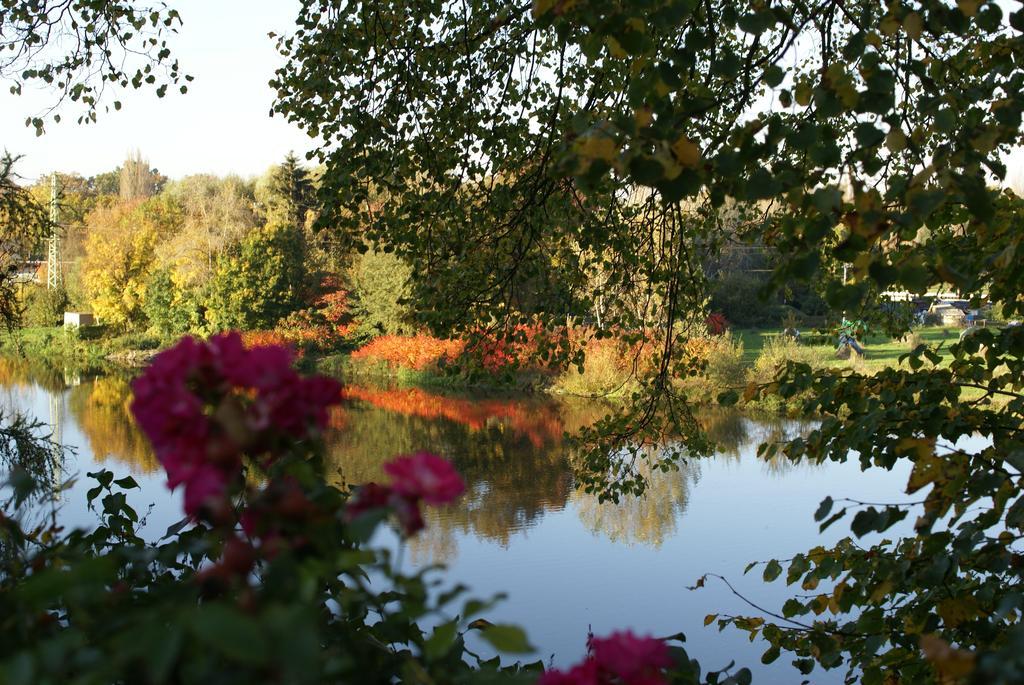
537,659,599,685
182,464,229,517
383,452,465,505
130,333,343,521
590,631,672,685
344,483,426,536
391,495,425,536
345,483,394,520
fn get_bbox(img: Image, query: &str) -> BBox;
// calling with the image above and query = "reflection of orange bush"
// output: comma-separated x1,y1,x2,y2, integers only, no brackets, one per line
0,357,33,390
351,335,465,371
326,405,348,431
342,386,564,447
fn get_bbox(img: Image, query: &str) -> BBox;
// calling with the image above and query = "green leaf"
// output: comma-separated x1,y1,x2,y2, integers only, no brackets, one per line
763,559,783,582
762,65,784,88
478,624,534,654
192,606,270,665
114,476,139,490
424,620,459,660
851,508,879,537
814,496,834,522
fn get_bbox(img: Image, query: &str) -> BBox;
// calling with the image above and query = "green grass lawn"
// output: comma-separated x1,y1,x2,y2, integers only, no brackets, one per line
734,325,963,372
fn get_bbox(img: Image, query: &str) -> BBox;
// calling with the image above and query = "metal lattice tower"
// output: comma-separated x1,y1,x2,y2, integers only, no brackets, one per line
47,172,62,290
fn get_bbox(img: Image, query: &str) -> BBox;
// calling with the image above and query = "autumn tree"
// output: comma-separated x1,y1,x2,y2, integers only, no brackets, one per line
81,196,182,328
119,150,164,200
160,174,259,286
0,154,48,329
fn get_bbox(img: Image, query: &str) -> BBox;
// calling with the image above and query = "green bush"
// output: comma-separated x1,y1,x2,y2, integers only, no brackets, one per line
702,334,746,394
709,272,786,328
20,285,68,328
347,248,416,338
144,269,206,336
674,334,746,401
205,221,310,331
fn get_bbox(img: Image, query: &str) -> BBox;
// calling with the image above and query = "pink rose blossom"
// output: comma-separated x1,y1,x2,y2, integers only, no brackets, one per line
130,333,343,521
383,452,465,505
344,483,426,536
345,483,394,520
391,494,426,536
590,631,672,685
182,464,229,517
537,659,599,685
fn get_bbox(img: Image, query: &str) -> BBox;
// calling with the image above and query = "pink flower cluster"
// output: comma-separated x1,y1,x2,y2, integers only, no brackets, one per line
538,632,673,685
346,451,465,535
130,332,342,518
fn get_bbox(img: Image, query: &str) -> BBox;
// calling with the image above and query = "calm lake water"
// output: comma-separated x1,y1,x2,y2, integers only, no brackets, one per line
0,359,915,684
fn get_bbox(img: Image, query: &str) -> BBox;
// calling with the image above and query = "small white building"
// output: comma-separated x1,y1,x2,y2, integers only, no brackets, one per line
63,312,95,327
928,301,967,326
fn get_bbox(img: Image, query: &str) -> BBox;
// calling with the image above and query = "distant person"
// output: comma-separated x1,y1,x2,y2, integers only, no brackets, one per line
836,319,865,357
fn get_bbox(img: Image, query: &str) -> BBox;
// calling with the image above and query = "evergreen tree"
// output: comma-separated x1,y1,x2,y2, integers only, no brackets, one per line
258,152,314,226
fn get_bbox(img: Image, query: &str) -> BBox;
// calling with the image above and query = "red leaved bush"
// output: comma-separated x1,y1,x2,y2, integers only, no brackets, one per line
705,312,729,335
463,322,549,373
351,334,465,371
277,276,355,350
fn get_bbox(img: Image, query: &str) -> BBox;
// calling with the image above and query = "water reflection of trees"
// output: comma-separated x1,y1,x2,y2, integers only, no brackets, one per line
67,376,158,474
1,368,821,561
573,454,702,548
0,355,69,394
325,399,573,562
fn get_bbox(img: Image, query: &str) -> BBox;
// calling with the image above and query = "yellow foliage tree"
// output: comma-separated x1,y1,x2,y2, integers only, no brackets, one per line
81,197,182,328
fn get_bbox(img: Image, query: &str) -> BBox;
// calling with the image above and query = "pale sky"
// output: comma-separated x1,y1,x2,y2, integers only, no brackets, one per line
0,0,314,183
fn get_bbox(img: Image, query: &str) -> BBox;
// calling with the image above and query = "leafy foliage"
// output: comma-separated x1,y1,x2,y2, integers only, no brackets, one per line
143,268,203,336
0,0,190,133
205,221,310,332
347,248,416,338
81,196,182,328
272,1,1024,682
256,152,315,227
20,285,69,328
0,154,49,330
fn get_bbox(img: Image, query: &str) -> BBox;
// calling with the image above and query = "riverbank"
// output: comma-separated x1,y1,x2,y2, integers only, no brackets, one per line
1,324,968,410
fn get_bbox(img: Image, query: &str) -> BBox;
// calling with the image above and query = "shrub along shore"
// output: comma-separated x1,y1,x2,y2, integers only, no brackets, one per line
1,324,967,413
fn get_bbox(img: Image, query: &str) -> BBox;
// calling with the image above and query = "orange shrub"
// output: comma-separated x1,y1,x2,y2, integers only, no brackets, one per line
277,278,354,351
240,330,304,359
464,322,555,373
350,334,465,371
